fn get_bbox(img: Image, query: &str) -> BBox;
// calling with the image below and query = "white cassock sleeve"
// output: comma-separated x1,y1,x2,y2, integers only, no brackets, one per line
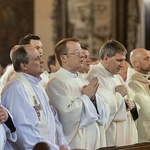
0,105,17,150
2,106,17,140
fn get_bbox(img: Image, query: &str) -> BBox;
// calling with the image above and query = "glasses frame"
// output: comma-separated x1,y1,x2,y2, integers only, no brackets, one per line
62,49,84,56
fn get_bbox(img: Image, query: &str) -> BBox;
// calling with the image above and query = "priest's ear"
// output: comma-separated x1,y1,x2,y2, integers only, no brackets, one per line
103,54,109,63
20,62,28,71
60,54,67,63
133,60,140,69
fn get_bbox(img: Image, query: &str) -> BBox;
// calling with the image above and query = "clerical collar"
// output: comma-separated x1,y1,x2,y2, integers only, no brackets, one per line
105,69,114,77
61,67,78,78
23,73,41,84
100,63,114,77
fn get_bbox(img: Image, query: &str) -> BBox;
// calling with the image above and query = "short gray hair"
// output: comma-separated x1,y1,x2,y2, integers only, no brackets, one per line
99,40,127,60
12,46,29,72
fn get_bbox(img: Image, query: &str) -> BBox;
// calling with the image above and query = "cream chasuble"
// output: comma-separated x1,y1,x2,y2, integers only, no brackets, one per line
46,67,106,150
87,63,138,146
127,68,150,142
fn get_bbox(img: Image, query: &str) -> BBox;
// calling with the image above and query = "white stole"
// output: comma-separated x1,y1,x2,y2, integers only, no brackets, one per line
14,72,49,140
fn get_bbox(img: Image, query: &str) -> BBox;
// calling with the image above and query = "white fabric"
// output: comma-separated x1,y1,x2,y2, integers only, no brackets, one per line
77,72,87,79
87,63,138,146
0,124,6,150
127,67,150,142
1,72,69,150
16,73,51,141
46,67,106,150
39,71,50,87
0,65,14,93
0,105,17,150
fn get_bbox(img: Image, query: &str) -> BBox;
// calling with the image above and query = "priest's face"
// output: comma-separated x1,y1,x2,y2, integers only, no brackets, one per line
119,61,131,81
25,46,44,77
105,53,126,75
137,50,150,74
30,39,43,57
62,41,84,73
78,50,91,73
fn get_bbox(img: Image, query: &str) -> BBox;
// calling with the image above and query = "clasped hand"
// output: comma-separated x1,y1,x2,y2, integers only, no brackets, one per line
115,85,127,97
125,99,135,111
82,77,99,99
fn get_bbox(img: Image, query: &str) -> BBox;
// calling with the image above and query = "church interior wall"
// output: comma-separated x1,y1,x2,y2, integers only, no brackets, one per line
0,0,147,71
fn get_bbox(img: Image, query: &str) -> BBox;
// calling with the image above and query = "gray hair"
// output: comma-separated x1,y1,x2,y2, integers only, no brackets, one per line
10,45,21,61
12,45,29,72
99,40,127,60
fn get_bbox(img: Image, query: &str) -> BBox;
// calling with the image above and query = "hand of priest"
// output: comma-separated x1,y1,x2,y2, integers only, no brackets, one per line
125,99,135,111
0,106,9,123
82,77,99,99
115,85,127,97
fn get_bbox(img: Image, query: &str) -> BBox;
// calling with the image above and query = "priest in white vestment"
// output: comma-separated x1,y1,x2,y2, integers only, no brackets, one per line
87,40,139,146
1,45,69,150
46,38,107,150
127,48,150,142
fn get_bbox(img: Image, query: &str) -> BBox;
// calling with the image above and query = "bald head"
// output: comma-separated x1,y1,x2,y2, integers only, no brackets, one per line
130,48,150,74
130,48,146,64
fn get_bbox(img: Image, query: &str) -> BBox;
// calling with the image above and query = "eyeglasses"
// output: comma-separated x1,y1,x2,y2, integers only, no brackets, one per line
62,49,84,56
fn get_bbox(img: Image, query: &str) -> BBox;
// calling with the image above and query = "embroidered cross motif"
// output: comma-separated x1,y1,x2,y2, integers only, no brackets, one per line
67,99,75,108
33,96,42,121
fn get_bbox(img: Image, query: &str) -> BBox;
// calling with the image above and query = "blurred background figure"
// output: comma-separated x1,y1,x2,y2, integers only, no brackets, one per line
0,45,20,93
47,54,60,73
90,57,99,65
77,45,91,76
119,60,131,82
